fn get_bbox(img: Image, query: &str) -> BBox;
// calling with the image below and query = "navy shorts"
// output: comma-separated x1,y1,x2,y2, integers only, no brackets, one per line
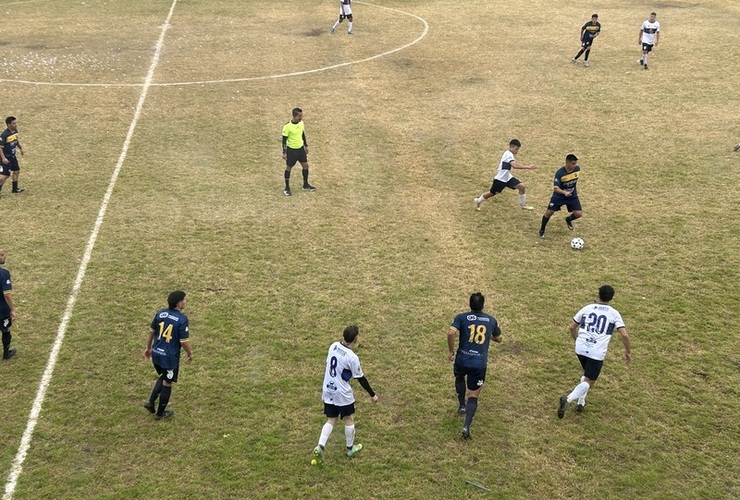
581,38,594,48
490,177,521,194
0,316,11,334
0,159,11,177
577,354,603,381
547,196,582,212
453,363,486,391
324,402,355,419
285,147,307,167
642,43,654,53
154,362,179,383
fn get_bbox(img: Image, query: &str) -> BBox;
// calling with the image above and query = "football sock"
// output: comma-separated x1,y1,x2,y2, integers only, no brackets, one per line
2,330,10,355
476,195,486,204
302,168,309,185
574,49,584,60
463,397,478,429
540,216,550,232
12,181,18,191
148,378,164,405
332,20,340,30
157,385,172,416
580,376,586,383
455,376,466,408
565,216,573,225
319,422,334,447
584,49,590,61
578,397,586,406
345,424,355,448
348,21,353,32
284,170,290,190
519,194,527,206
0,184,3,192
643,54,648,65
567,382,590,403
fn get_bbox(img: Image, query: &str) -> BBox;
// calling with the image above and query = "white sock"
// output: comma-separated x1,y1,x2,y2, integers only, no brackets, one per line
348,22,353,32
519,194,527,206
643,54,648,65
578,397,586,406
567,381,590,403
332,20,340,30
477,195,486,204
345,424,355,447
580,376,586,383
319,422,333,447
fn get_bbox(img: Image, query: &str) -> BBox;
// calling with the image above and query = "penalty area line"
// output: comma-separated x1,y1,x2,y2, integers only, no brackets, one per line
2,0,179,498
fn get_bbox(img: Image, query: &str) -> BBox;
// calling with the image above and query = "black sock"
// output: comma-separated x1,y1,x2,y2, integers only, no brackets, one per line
540,216,550,232
566,216,573,224
2,330,10,356
284,170,291,190
12,181,17,191
149,378,163,405
464,397,478,429
302,169,309,186
455,377,466,408
0,184,4,192
574,49,584,60
157,385,172,416
584,49,591,61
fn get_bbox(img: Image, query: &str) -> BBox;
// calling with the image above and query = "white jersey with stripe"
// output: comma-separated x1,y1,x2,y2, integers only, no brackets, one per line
494,150,516,182
573,303,625,361
640,20,660,45
321,341,363,406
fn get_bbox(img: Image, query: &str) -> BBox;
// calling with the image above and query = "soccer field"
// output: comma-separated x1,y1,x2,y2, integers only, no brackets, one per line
1,0,739,498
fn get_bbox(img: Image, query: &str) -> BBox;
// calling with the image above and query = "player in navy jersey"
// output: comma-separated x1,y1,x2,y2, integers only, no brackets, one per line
447,292,502,439
0,116,25,194
0,249,18,360
572,14,601,67
143,291,193,419
558,285,631,418
538,154,582,238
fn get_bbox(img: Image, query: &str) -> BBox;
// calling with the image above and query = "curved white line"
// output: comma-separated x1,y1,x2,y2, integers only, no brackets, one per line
0,1,429,88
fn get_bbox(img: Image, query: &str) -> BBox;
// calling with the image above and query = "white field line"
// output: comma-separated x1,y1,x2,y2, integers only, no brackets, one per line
0,1,429,88
2,0,179,498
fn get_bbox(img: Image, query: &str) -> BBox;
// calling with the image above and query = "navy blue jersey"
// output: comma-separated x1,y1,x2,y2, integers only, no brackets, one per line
150,308,189,369
551,165,580,200
0,267,11,318
451,311,501,368
581,21,601,41
0,129,20,158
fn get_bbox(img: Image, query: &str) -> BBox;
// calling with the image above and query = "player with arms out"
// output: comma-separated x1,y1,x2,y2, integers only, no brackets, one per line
638,12,660,69
330,0,354,35
143,290,193,419
538,154,582,239
312,325,378,465
558,285,632,419
572,14,601,67
475,139,537,211
448,292,502,439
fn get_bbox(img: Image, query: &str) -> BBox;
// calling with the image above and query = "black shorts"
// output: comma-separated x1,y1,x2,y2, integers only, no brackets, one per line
0,158,14,176
0,316,11,334
490,177,521,194
577,354,603,381
581,39,594,48
547,196,582,212
324,402,355,419
642,43,654,53
154,362,179,383
285,147,307,167
453,363,486,391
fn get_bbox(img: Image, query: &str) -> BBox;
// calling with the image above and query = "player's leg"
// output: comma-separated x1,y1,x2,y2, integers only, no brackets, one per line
332,10,344,33
284,152,296,196
573,43,586,62
10,158,22,193
343,405,363,457
0,167,9,193
564,201,583,230
347,13,353,34
583,46,591,67
539,208,556,238
156,369,177,418
145,367,165,413
314,406,339,463
299,161,316,191
453,364,466,412
513,180,533,209
462,367,485,438
1,320,15,359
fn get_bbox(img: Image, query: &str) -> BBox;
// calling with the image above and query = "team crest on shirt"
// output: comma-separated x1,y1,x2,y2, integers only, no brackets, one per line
159,312,169,318
467,314,477,321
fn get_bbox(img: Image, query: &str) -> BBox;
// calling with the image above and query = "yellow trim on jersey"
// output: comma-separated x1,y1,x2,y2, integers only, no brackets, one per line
4,133,17,143
560,171,579,183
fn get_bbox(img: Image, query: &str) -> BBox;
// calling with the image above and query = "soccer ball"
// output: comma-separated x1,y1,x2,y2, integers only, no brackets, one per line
571,237,584,250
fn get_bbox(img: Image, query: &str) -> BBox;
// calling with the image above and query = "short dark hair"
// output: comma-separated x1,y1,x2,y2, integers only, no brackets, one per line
292,108,302,117
592,14,598,18
650,12,657,16
5,116,15,126
566,154,578,163
469,292,485,312
168,290,186,309
509,139,521,148
598,285,615,302
343,325,359,343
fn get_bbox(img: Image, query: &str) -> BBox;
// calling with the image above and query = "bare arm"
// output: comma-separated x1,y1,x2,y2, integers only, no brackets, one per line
4,291,16,321
447,328,457,361
511,159,536,170
618,327,632,363
655,31,660,46
568,320,579,340
144,328,155,358
181,339,193,362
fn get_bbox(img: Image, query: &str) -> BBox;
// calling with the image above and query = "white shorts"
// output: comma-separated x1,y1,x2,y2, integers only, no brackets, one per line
339,4,352,17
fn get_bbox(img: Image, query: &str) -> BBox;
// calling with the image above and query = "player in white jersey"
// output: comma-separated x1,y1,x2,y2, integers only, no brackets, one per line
558,285,632,419
312,325,378,465
330,0,354,35
474,139,537,211
638,12,660,69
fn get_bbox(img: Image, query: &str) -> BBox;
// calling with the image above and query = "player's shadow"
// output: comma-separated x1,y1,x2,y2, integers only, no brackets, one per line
302,28,324,37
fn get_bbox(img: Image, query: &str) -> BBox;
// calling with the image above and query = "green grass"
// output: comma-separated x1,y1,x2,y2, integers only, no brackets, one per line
1,0,739,498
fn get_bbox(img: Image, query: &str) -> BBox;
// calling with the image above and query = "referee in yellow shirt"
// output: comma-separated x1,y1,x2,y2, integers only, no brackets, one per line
281,108,316,196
